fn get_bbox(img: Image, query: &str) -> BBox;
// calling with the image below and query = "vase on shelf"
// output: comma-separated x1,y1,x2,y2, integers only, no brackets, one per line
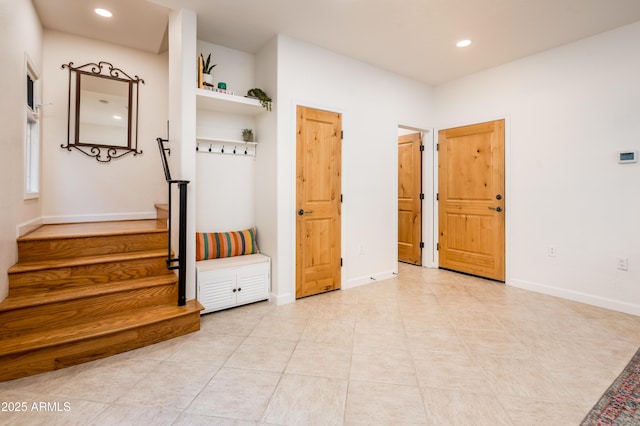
202,73,214,87
242,129,254,142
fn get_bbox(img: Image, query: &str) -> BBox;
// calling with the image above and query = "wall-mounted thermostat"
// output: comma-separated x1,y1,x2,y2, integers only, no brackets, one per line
618,151,638,163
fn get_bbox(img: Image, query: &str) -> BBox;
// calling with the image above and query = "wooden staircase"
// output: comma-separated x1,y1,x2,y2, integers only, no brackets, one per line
0,218,202,382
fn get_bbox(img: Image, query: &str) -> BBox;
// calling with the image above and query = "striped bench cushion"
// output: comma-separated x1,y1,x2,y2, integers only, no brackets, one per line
196,228,259,261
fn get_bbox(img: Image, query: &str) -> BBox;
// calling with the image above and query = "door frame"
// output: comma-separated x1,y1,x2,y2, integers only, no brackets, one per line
433,115,511,282
396,125,436,269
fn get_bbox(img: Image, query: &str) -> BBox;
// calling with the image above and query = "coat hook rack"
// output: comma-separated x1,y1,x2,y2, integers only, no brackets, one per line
194,138,257,157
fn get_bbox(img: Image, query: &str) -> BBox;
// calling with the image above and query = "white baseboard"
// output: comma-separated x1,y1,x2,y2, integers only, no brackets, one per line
270,292,294,306
344,271,398,290
16,217,44,238
41,211,157,225
509,278,640,317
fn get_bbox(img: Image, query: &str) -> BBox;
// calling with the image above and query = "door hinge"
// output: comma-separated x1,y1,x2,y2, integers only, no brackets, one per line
420,193,424,200
437,243,440,251
436,143,439,151
436,193,439,201
341,130,344,139
420,145,425,152
341,194,343,203
340,258,343,267
420,242,425,248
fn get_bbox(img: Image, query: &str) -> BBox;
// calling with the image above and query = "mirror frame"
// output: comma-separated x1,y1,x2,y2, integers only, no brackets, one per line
61,61,144,162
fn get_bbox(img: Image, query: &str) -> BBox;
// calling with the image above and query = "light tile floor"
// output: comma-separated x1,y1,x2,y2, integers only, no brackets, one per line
2,264,640,425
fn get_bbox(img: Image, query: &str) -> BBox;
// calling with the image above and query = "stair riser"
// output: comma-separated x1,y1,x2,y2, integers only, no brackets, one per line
0,284,178,339
18,233,168,262
0,312,200,382
9,257,169,293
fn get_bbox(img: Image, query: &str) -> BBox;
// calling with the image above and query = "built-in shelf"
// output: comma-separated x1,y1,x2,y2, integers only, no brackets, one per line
196,136,257,145
196,88,263,115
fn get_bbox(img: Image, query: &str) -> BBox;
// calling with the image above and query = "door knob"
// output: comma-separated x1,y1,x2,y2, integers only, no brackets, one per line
298,209,314,216
488,206,503,212
496,194,502,200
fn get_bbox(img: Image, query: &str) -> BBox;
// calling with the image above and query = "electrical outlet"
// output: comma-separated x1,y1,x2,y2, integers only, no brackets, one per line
617,257,629,271
548,247,557,257
358,244,366,255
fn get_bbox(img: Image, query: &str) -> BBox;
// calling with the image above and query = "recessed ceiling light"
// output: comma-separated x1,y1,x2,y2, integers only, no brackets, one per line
456,39,472,48
95,8,113,18
113,115,123,120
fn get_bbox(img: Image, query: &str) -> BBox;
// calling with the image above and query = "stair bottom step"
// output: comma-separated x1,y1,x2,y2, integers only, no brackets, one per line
0,300,203,382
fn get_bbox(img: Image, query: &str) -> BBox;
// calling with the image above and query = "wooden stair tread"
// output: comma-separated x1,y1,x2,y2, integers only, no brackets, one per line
0,300,203,357
0,274,177,312
8,249,167,274
0,218,199,381
19,220,167,242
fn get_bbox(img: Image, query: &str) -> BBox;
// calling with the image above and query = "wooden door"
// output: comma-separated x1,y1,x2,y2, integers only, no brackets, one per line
438,119,505,281
296,106,342,298
398,132,422,265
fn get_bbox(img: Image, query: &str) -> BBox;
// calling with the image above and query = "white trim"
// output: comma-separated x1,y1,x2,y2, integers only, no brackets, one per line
344,270,397,290
41,211,157,224
16,217,43,238
509,279,640,317
270,291,294,306
24,52,41,199
428,129,438,268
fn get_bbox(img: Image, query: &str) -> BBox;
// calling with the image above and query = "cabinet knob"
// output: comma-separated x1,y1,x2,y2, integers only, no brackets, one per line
237,288,242,292
232,289,236,293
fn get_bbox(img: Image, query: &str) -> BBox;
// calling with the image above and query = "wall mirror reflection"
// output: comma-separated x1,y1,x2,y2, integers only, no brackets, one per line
62,61,144,162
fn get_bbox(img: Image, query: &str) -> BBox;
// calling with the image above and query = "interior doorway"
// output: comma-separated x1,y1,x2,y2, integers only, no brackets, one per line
398,131,423,265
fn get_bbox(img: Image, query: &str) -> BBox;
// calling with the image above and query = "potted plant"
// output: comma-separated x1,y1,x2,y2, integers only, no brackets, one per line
246,88,272,111
200,53,217,86
242,129,254,142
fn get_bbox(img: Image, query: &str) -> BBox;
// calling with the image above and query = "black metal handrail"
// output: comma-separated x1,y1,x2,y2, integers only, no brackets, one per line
157,137,189,306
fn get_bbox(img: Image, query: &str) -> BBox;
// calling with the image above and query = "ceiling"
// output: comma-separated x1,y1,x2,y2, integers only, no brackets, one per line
34,0,640,85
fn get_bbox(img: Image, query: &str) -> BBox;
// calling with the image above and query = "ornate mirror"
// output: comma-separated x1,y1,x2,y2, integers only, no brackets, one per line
61,61,144,162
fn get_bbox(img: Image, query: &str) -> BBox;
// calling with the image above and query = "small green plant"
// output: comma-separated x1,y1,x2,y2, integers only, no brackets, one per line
200,53,217,74
242,128,254,142
246,88,272,111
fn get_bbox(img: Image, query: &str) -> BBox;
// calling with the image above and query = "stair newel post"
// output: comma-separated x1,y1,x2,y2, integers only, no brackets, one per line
177,181,188,306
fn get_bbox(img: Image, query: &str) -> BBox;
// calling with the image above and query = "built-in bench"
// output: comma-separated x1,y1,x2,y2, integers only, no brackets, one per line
196,253,270,314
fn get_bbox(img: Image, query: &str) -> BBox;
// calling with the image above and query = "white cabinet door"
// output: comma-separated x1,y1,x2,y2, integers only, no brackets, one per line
198,269,236,313
236,263,269,305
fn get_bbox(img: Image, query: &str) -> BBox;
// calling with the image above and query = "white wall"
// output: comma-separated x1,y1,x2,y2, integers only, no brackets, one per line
196,41,255,96
254,37,279,295
434,22,640,315
195,41,257,232
0,0,43,301
168,8,197,300
274,35,434,304
41,30,168,223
